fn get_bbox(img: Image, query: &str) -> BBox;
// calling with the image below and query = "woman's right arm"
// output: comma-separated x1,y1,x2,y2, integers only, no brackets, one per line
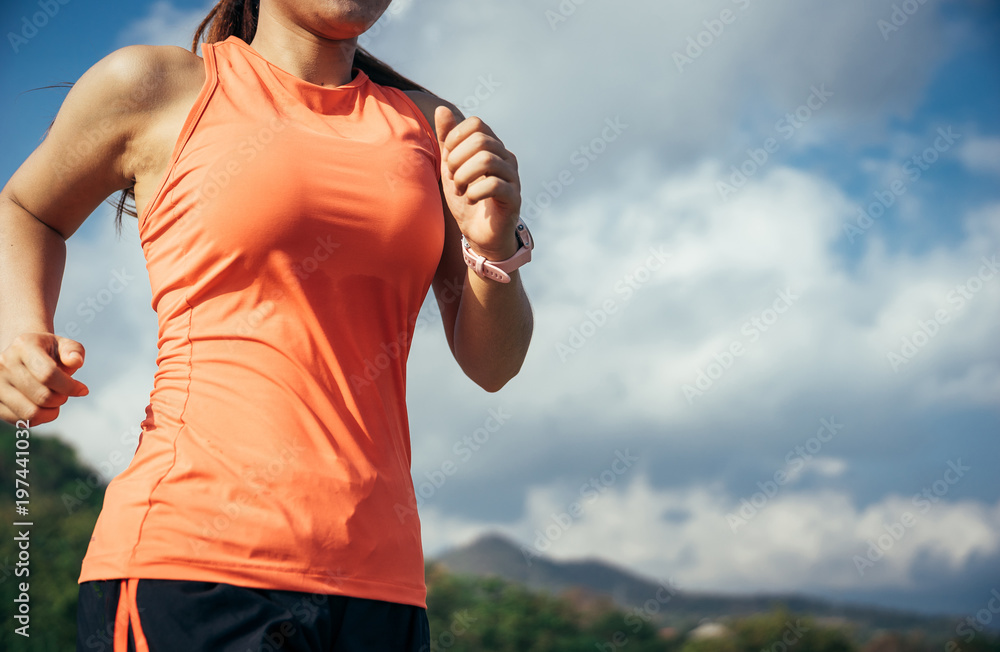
0,45,177,425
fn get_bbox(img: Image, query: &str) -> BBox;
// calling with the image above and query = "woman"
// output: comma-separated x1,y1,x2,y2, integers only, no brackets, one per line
0,0,533,649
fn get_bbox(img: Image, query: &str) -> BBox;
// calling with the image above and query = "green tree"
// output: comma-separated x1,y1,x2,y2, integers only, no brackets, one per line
424,566,674,651
679,608,857,652
1,422,106,651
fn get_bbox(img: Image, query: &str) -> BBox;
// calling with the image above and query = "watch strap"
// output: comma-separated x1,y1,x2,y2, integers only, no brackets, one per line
462,219,533,283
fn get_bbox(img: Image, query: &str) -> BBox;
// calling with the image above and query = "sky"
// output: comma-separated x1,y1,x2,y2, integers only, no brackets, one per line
1,0,999,618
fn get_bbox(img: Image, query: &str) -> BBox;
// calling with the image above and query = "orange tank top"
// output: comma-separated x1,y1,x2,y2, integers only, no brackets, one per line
78,35,444,609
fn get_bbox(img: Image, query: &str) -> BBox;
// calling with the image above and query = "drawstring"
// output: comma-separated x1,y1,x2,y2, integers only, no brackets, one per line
113,579,149,652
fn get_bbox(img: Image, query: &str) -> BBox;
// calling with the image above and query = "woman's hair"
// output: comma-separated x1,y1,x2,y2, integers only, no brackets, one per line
105,0,431,235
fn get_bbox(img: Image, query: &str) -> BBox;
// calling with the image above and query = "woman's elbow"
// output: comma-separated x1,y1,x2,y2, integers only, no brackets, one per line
465,356,526,393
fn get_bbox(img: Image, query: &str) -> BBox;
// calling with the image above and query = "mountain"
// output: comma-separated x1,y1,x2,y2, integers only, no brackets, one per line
430,532,960,636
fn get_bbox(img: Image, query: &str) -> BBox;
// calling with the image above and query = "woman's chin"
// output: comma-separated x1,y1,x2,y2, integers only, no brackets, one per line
302,0,393,37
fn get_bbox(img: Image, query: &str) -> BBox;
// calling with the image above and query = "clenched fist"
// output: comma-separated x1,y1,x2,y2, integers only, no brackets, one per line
435,106,522,262
0,332,89,425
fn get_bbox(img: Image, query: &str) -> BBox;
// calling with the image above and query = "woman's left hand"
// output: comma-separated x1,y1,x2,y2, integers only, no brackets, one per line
435,106,522,261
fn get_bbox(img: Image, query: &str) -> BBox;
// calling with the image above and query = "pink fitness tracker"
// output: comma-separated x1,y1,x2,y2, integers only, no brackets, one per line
461,218,533,283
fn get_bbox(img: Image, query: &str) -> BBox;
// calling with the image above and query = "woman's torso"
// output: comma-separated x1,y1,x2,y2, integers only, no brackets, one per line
78,36,445,609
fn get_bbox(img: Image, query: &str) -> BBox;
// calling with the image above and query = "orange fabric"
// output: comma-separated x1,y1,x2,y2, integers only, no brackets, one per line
113,579,150,652
78,36,444,609
127,579,149,652
114,580,129,652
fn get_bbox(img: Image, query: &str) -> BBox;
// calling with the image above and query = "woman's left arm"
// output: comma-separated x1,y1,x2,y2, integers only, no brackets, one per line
405,93,533,392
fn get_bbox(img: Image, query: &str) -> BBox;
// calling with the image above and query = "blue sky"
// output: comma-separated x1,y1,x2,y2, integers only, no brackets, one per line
2,0,999,617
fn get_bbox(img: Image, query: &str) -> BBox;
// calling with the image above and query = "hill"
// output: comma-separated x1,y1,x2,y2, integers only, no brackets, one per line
431,531,962,638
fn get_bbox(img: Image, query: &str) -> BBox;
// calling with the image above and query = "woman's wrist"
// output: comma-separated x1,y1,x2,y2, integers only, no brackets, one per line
462,230,521,261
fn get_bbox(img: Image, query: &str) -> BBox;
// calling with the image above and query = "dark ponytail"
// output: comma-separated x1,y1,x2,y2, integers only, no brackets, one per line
110,0,432,233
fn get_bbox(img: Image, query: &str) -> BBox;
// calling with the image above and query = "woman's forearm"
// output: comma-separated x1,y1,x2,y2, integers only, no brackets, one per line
452,266,533,392
0,192,67,350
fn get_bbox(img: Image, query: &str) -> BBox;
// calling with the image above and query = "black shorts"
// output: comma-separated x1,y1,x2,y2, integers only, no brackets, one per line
76,578,430,652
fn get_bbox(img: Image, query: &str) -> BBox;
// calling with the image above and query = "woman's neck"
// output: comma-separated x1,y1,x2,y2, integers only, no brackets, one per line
248,4,358,88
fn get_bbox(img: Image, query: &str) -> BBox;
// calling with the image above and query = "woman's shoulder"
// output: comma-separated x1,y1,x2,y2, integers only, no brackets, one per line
82,44,205,116
5,45,207,240
401,90,464,139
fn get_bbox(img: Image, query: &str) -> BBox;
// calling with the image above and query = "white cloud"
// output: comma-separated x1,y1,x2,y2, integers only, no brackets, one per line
809,457,848,478
376,0,959,183
960,136,1000,177
421,469,1000,595
423,159,1000,437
